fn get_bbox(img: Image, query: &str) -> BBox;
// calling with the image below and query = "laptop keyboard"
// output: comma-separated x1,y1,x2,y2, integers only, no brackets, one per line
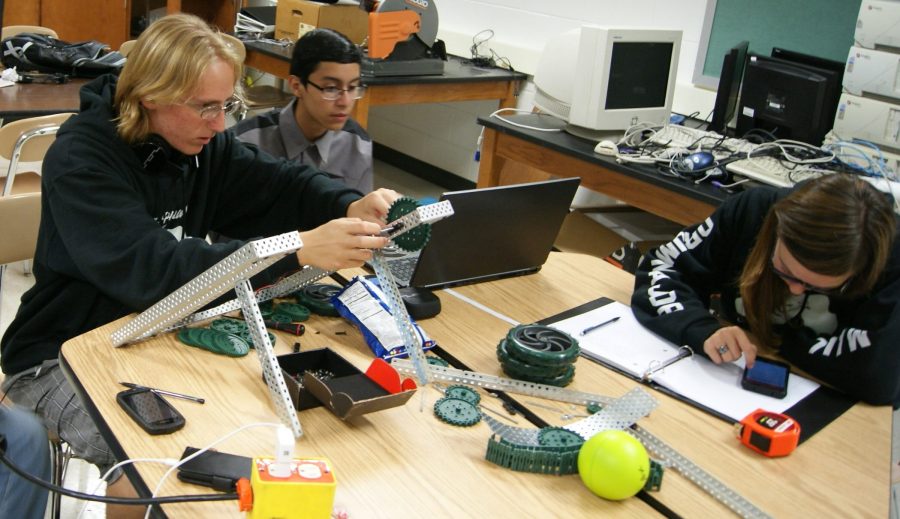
387,255,418,287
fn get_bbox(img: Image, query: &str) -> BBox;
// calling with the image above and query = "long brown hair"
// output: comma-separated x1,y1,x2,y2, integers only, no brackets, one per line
115,14,244,144
739,175,896,346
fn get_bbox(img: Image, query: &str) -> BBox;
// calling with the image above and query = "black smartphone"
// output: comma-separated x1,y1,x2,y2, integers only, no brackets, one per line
116,388,185,435
741,357,790,399
177,447,252,491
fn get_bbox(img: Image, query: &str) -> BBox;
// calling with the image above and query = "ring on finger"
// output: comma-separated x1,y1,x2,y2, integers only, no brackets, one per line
717,345,729,355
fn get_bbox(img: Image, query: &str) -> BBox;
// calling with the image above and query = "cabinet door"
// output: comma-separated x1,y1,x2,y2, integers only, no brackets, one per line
3,2,41,26
41,0,130,49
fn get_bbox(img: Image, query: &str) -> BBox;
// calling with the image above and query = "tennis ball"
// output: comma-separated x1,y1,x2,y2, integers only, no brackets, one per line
577,430,650,500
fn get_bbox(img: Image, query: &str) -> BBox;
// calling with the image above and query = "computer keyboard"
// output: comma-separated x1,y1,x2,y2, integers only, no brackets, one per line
385,254,418,287
644,125,718,148
725,157,828,187
644,125,754,154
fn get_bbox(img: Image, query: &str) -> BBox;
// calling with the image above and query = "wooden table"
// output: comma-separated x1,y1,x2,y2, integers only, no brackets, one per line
476,114,727,226
446,254,892,518
0,79,86,124
59,253,892,517
243,40,526,129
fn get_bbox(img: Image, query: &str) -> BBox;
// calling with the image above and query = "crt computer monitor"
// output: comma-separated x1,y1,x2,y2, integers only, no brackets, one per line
736,53,840,145
708,41,749,135
533,26,682,141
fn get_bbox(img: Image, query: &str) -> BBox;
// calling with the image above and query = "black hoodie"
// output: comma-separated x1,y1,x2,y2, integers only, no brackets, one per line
1,75,361,375
631,185,900,407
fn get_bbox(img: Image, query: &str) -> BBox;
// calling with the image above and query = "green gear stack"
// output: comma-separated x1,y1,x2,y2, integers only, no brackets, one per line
484,434,581,475
496,324,579,386
386,196,431,252
209,318,275,348
177,327,250,357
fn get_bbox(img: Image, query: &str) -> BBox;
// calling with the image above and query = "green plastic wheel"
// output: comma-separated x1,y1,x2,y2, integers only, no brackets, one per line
386,197,431,252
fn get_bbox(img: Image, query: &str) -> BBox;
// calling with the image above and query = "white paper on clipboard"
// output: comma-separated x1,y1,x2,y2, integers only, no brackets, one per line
549,301,819,421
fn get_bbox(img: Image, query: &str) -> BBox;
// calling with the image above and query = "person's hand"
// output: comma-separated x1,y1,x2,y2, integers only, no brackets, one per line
703,326,759,368
296,218,388,271
346,188,400,224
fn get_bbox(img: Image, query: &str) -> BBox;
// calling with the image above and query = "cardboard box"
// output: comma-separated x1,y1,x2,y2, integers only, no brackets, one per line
277,349,416,420
275,0,368,44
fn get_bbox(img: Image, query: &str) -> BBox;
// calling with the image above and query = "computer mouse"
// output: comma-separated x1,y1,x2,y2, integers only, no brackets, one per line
594,140,618,156
684,151,715,170
399,286,441,320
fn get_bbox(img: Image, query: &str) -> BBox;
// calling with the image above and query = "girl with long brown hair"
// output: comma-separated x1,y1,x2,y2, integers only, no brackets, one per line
632,175,899,406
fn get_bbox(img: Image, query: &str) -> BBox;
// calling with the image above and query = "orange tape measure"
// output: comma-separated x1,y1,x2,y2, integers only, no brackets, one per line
736,409,800,457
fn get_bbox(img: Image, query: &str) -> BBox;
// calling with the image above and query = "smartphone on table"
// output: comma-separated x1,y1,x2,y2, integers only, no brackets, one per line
741,356,790,399
177,447,253,491
116,388,185,435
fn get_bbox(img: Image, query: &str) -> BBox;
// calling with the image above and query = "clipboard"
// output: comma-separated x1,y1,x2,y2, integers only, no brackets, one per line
539,297,856,443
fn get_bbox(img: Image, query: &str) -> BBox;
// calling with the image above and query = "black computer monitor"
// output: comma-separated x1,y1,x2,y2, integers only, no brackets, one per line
770,47,844,128
708,41,749,134
736,53,840,145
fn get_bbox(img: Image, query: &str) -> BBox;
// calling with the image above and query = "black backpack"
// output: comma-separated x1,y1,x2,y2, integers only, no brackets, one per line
1,33,126,78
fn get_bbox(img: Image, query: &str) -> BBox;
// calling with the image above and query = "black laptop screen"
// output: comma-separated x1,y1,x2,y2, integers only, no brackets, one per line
410,177,580,289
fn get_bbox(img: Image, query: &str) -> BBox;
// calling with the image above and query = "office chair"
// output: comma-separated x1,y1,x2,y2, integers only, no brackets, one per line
1,25,58,40
0,112,75,196
0,192,40,325
221,34,293,120
46,431,73,519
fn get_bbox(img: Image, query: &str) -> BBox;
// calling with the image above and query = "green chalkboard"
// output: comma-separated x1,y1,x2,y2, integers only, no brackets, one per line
693,0,860,88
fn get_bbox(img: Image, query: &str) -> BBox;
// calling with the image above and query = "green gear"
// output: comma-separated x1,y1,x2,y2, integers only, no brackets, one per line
444,385,481,405
177,328,249,357
503,324,580,367
426,355,449,367
644,459,665,491
237,329,276,349
386,196,431,252
273,303,311,322
433,397,482,426
497,340,572,378
209,318,247,334
294,284,341,316
269,311,294,323
258,301,275,319
500,363,575,387
537,427,585,448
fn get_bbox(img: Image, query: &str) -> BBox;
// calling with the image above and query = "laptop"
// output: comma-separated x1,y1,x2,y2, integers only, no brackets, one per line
380,177,580,289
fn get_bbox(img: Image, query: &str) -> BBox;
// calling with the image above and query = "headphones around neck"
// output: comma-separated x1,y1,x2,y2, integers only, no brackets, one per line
133,134,192,176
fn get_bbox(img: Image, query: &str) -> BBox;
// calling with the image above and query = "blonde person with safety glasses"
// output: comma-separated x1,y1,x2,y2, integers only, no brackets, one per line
1,14,399,516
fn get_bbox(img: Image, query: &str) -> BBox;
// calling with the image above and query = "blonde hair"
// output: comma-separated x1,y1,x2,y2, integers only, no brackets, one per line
739,175,896,346
114,13,244,143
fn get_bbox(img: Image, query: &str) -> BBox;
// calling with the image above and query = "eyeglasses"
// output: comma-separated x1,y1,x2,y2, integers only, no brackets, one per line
182,95,244,121
769,257,849,295
305,80,366,101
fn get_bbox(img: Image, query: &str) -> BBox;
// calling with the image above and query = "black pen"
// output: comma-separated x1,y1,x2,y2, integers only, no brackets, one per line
119,382,205,404
580,316,620,336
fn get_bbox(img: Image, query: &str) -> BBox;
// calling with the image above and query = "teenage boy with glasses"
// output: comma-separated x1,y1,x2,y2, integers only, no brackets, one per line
235,29,373,193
